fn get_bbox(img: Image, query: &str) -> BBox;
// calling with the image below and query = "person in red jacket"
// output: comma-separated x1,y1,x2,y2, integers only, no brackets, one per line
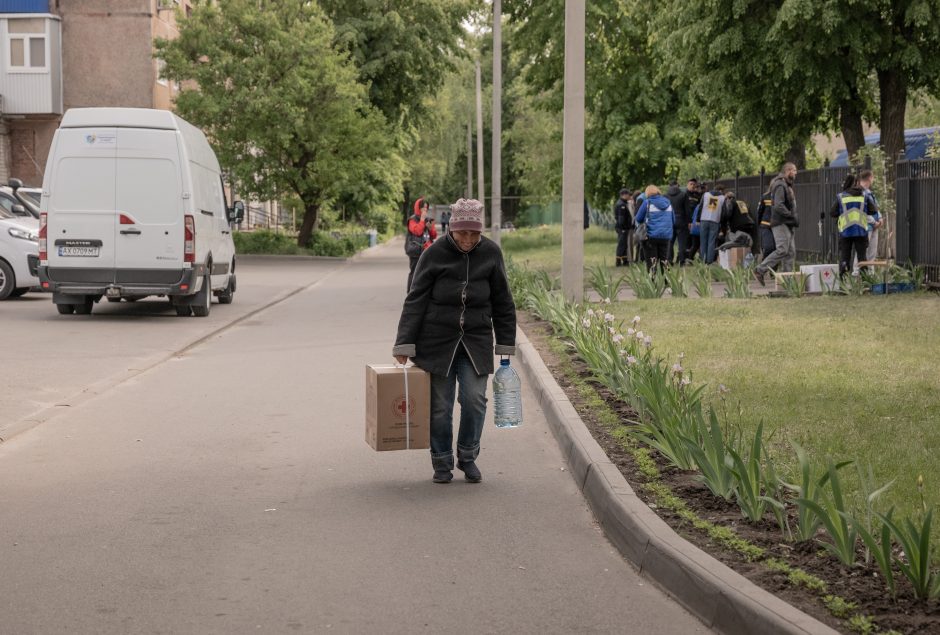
405,197,437,290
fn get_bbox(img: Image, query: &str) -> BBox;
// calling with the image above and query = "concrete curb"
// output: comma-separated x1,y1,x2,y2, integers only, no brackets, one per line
514,327,839,635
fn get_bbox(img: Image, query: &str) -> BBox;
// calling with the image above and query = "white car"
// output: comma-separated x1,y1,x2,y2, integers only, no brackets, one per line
0,207,40,299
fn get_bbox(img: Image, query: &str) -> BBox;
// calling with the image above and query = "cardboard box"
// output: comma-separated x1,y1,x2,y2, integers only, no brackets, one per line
365,364,430,451
799,264,839,293
718,246,749,270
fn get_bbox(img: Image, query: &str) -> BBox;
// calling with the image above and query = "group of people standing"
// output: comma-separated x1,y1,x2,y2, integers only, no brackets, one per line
613,178,758,271
612,161,882,284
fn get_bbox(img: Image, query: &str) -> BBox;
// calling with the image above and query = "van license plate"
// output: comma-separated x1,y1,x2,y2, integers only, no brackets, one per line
58,246,100,257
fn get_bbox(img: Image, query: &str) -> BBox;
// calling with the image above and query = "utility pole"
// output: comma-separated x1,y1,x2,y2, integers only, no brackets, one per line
466,121,473,198
491,0,502,245
561,0,585,302
475,60,486,221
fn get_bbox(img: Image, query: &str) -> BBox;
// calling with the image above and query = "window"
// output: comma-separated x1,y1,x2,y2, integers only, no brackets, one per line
7,18,47,71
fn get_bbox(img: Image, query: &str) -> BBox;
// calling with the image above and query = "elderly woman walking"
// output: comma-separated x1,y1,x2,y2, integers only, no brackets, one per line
393,199,517,484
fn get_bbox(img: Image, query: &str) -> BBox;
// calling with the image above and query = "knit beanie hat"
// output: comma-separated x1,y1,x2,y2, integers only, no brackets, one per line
449,198,484,232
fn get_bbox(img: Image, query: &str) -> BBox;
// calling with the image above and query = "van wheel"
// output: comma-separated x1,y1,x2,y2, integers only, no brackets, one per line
56,303,75,315
217,274,235,304
175,305,193,317
73,296,94,315
191,274,211,317
0,260,15,300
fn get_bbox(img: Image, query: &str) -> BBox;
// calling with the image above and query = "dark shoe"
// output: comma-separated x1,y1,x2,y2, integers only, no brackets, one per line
457,461,482,483
753,268,765,287
432,470,453,484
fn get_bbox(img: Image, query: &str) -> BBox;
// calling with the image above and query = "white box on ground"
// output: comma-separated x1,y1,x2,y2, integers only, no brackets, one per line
800,264,839,293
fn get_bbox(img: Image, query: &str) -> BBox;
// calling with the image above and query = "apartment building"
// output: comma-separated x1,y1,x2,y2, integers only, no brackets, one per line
0,0,192,185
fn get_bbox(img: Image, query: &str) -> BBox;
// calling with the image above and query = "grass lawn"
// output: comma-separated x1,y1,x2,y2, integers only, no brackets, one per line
502,226,620,276
504,226,940,531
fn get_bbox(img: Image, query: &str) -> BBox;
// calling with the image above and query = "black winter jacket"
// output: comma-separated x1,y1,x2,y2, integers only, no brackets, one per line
614,199,633,231
680,189,702,227
393,234,516,376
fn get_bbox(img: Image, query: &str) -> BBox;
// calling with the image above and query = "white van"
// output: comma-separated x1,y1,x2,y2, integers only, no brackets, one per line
37,108,244,316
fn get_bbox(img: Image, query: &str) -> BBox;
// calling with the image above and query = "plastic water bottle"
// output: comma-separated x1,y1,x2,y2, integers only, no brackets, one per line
493,359,522,428
743,252,755,268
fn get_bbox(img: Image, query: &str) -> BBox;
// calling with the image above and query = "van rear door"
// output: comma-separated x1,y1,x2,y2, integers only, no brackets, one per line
46,128,117,278
114,128,185,277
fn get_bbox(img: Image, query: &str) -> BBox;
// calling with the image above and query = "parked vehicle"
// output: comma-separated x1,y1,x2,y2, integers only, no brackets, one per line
7,178,41,218
0,206,40,300
0,187,33,218
37,107,244,316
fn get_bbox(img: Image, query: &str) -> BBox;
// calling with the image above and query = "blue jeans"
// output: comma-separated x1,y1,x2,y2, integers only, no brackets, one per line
701,221,720,264
429,346,489,470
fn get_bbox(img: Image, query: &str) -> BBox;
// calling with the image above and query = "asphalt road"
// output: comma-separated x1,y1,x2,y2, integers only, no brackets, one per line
0,245,708,634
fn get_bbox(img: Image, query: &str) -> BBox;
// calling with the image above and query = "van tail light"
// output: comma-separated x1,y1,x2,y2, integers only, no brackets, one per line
119,214,135,225
39,212,47,262
184,214,195,263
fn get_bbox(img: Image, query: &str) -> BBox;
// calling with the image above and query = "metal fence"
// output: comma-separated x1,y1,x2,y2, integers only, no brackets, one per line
896,158,940,283
714,164,857,264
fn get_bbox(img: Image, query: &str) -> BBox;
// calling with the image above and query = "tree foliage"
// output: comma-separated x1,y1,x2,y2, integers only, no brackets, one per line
156,0,403,247
320,0,476,135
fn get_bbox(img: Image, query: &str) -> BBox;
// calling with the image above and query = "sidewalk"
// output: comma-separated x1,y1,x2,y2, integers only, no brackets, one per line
0,240,708,634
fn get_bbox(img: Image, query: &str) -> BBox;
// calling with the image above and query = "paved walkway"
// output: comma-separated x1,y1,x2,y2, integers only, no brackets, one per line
0,242,708,634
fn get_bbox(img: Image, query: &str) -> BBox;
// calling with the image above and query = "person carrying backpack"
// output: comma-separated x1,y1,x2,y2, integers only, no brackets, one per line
753,163,799,286
405,197,437,290
756,189,776,260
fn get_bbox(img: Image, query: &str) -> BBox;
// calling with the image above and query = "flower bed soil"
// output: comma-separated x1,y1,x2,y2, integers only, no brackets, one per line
519,311,940,635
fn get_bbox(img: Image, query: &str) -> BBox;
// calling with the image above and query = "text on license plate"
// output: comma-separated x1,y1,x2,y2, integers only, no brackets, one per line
58,246,100,257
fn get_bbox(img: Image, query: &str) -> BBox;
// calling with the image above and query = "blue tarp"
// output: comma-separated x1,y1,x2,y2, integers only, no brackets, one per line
0,0,49,13
831,127,939,166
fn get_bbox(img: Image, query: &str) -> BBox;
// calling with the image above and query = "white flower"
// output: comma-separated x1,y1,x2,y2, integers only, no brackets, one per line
678,352,685,360
612,334,624,344
718,384,730,395
604,312,615,323
644,336,653,348
627,328,636,336
635,330,645,341
632,315,641,326
681,376,692,386
603,297,612,304
582,318,592,328
672,363,683,375
626,355,638,365
608,327,617,335
586,308,595,317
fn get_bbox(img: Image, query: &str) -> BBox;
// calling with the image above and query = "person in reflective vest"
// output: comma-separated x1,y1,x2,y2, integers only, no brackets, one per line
829,173,878,277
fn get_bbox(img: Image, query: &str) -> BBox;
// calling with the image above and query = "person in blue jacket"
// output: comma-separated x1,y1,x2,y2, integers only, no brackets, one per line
634,185,676,271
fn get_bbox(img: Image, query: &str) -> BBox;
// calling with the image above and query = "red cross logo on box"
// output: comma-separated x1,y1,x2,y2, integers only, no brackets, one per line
391,395,415,418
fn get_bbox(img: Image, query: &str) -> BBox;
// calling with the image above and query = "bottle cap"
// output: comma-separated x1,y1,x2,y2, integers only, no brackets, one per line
500,358,510,366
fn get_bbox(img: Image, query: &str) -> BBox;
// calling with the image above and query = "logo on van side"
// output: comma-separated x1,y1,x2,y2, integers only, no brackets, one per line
84,133,116,146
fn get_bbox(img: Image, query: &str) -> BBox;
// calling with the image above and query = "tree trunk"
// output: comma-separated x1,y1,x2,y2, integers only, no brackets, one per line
784,139,806,170
878,68,908,180
297,202,320,248
839,99,866,161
